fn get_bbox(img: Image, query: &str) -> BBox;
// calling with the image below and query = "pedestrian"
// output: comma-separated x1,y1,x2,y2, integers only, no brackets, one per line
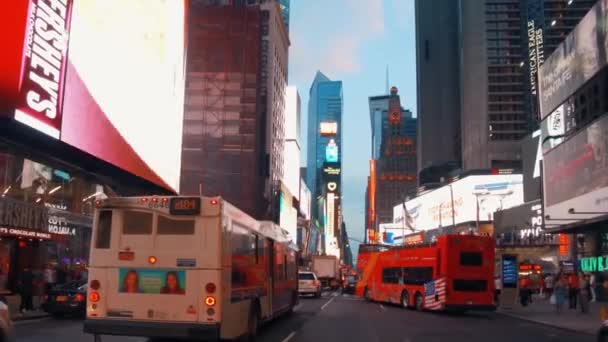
591,273,598,302
568,272,580,309
554,277,568,313
545,273,554,299
44,264,56,294
520,275,531,306
495,275,502,305
580,273,590,314
18,267,34,313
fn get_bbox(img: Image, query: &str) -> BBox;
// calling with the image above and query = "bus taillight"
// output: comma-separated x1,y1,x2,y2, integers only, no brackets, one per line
89,292,100,303
205,296,216,306
148,256,157,265
205,283,216,293
90,280,100,290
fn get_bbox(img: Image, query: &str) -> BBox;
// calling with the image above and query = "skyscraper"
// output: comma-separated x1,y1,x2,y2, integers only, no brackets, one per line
415,0,461,174
306,71,343,256
416,0,595,176
367,87,417,231
180,1,289,221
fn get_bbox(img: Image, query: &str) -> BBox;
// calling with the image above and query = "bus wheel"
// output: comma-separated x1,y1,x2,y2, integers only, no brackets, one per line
401,291,410,309
414,293,424,311
364,287,370,301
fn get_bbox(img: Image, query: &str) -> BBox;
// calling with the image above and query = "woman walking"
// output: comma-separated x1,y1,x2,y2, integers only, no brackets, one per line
554,276,568,313
579,273,590,314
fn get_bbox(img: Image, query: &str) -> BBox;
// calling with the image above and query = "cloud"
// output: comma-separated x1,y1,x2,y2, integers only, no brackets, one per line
289,0,386,80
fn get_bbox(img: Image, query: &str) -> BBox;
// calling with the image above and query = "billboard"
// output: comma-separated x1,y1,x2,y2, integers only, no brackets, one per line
393,175,524,231
322,162,340,193
320,121,338,136
326,193,335,238
521,131,542,202
543,115,608,223
14,0,74,139
325,139,339,162
299,179,311,220
2,0,187,193
539,0,608,118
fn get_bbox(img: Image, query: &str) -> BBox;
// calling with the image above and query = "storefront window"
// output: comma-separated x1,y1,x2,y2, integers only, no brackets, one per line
0,241,11,294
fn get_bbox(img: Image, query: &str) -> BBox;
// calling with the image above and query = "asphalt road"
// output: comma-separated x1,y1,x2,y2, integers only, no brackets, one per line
14,291,592,342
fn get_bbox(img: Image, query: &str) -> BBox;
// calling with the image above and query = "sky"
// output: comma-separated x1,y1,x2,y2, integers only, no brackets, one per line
288,0,417,261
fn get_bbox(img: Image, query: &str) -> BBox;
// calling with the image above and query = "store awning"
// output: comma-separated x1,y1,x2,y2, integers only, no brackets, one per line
544,213,608,234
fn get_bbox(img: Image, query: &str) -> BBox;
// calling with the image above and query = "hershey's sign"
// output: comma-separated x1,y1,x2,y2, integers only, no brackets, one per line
16,0,73,137
0,197,48,232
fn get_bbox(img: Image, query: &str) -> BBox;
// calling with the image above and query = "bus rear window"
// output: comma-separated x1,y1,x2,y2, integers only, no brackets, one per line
460,252,482,266
453,279,487,292
157,215,195,235
96,210,112,249
123,211,153,235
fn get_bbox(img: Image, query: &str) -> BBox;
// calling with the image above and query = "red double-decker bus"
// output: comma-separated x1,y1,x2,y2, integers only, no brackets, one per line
355,234,496,312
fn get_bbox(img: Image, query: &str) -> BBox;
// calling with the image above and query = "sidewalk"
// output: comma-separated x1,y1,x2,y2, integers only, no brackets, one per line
12,309,48,321
498,295,601,335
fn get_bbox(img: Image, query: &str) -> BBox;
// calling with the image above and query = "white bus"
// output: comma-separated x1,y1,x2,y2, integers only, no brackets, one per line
83,196,298,341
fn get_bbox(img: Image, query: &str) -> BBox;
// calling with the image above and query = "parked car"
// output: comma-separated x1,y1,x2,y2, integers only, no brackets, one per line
342,275,356,294
0,297,13,342
42,280,87,317
298,271,321,298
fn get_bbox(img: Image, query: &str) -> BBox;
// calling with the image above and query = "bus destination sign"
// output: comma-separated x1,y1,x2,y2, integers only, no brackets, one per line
169,198,201,215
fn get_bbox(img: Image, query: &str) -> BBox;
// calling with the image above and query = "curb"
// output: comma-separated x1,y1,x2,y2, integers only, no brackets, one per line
12,313,49,322
496,311,596,336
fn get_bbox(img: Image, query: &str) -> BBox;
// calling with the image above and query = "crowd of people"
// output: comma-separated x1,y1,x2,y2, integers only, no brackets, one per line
518,272,596,313
18,263,88,313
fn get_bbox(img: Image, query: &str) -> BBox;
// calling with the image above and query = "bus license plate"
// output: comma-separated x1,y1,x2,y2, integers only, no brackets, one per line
56,296,68,302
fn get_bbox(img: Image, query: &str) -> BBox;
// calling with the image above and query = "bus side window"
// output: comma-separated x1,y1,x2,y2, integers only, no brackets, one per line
96,210,113,249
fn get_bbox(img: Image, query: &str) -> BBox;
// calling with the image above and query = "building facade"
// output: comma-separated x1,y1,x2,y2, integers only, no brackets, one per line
538,0,608,287
180,1,289,221
416,0,595,175
305,71,343,256
367,87,418,234
415,0,462,174
281,86,301,241
180,4,265,219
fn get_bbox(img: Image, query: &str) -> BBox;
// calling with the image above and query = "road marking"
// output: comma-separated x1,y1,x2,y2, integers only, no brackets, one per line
379,304,386,311
293,303,302,312
321,297,335,311
332,292,339,297
281,331,297,342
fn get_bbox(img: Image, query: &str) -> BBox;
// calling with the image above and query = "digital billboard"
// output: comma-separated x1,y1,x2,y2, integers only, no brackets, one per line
1,0,187,193
539,0,608,118
325,139,339,162
320,121,338,136
322,162,340,193
543,115,608,224
14,0,74,139
393,175,524,231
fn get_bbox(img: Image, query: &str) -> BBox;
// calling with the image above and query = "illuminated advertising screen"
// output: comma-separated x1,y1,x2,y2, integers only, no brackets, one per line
320,121,338,136
539,0,608,118
119,268,186,295
1,0,187,193
322,162,340,193
325,139,339,162
393,174,524,231
543,115,608,224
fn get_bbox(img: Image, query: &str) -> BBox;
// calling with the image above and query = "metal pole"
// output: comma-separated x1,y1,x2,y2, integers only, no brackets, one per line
449,184,456,227
476,194,480,231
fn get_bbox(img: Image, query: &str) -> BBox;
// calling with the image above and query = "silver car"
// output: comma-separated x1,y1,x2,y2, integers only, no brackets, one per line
298,271,321,298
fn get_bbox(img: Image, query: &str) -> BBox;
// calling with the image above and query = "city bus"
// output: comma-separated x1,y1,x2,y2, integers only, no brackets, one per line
355,234,496,312
83,196,298,341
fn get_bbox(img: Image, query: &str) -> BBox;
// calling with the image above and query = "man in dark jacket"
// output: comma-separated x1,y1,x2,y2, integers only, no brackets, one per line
19,267,34,312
